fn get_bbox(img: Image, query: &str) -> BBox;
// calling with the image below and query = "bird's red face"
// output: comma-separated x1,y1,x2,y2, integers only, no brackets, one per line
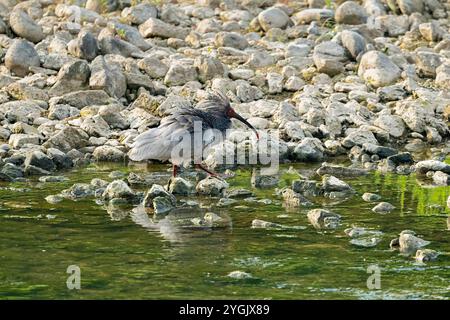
226,107,259,140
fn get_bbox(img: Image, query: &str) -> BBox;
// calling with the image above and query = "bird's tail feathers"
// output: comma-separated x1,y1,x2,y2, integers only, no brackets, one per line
128,128,172,162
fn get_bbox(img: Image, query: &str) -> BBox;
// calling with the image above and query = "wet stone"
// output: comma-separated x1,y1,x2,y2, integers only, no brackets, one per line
372,202,395,213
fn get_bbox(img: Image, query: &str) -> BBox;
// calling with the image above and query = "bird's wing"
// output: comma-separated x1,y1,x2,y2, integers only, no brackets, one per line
128,109,212,162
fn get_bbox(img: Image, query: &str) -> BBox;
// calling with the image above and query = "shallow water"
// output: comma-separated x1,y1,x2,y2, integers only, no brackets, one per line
0,162,449,300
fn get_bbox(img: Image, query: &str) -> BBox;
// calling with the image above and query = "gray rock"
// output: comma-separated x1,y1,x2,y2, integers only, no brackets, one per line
109,21,150,51
399,232,430,253
251,171,279,188
377,85,406,102
281,188,312,207
415,51,442,78
387,152,413,165
362,143,398,158
6,82,48,101
125,72,155,92
1,163,24,179
2,100,43,123
397,0,424,15
47,148,73,169
227,270,252,279
258,7,290,31
121,3,157,25
24,151,55,172
342,129,378,148
284,76,305,91
374,15,409,37
362,192,381,202
143,184,176,208
251,219,283,228
415,249,439,262
67,30,99,61
419,21,443,42
358,51,401,88
307,208,341,229
372,202,395,213
340,30,366,60
215,32,249,50
196,176,229,196
86,0,119,12
415,160,450,174
168,177,194,195
313,41,347,76
292,179,322,197
293,138,324,162
39,176,68,183
98,105,129,130
89,56,126,98
99,36,143,58
49,60,91,96
436,63,450,88
93,145,125,162
322,175,354,192
5,39,40,77
225,188,254,198
43,127,89,152
316,163,368,177
432,171,450,186
164,62,198,86
350,237,382,247
102,179,135,200
9,134,40,148
245,51,275,68
335,1,367,25
138,57,168,79
203,212,231,228
9,9,44,43
266,72,283,94
91,178,110,188
194,56,225,83
152,197,175,215
292,9,334,24
139,18,188,39
62,183,95,200
45,194,64,204
364,0,386,16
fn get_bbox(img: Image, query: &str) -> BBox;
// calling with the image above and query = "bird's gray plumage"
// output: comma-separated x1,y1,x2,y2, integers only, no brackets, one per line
128,92,233,165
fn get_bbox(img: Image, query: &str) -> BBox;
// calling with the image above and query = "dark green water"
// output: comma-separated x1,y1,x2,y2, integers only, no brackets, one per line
0,162,449,299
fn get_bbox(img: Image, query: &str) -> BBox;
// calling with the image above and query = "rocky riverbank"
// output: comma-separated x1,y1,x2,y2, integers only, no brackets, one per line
0,0,449,180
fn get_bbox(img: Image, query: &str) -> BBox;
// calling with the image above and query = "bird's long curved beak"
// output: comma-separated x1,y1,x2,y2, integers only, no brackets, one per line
232,112,259,140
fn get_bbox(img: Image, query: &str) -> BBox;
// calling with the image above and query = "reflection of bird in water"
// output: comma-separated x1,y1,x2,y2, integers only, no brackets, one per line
130,206,233,243
131,206,181,243
128,91,258,177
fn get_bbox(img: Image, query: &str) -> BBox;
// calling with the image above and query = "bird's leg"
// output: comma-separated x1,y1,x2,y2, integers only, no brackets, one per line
172,164,179,177
195,164,219,177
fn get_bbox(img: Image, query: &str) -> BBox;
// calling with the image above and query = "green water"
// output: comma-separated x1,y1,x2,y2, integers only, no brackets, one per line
0,162,449,300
